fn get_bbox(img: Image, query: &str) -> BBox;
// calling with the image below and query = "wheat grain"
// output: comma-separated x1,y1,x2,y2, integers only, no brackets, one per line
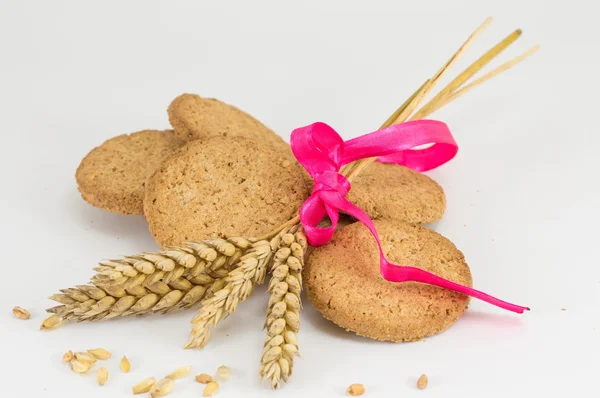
40,314,62,330
43,238,248,327
203,381,219,396
346,384,365,396
87,348,111,360
150,378,175,397
417,374,428,389
215,365,231,382
186,239,272,349
195,374,213,384
166,366,192,379
69,359,92,374
62,350,73,362
132,377,156,394
259,226,306,389
120,356,131,372
12,306,30,320
97,367,108,386
74,351,97,364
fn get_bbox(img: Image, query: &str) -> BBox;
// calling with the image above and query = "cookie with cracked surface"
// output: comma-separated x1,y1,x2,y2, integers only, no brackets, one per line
144,136,310,248
304,219,472,342
346,161,446,224
75,129,185,215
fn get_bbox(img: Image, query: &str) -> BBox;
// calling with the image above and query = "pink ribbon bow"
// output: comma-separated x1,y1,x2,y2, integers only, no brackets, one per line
291,120,529,314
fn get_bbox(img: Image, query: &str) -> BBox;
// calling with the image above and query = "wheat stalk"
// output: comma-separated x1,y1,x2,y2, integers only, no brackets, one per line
185,238,273,348
43,238,249,325
259,226,306,389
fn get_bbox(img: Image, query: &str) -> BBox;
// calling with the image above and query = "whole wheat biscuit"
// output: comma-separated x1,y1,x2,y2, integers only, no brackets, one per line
144,136,310,248
75,130,185,215
304,220,472,342
346,162,446,224
168,93,288,150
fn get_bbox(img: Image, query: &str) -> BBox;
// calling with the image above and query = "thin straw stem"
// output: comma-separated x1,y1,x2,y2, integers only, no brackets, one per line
345,80,431,182
411,28,523,120
401,16,493,117
424,45,540,117
345,18,494,181
340,79,431,177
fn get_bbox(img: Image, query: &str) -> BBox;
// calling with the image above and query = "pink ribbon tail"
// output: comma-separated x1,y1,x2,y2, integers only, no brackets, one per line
291,120,529,315
381,265,529,313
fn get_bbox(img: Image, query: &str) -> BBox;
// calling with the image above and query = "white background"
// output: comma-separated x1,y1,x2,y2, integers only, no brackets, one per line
1,1,598,397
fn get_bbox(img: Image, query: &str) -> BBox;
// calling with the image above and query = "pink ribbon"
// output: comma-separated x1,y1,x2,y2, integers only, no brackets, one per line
291,120,529,314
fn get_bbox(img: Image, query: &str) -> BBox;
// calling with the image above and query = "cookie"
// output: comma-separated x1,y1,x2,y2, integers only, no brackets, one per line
144,136,310,248
76,130,185,215
346,162,446,224
167,93,288,150
304,220,472,342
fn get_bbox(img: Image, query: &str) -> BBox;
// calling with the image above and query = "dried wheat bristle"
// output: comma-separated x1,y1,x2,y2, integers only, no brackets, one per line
346,383,365,396
46,238,247,326
150,378,175,397
12,306,30,320
203,381,219,397
417,374,428,389
259,227,306,389
87,348,111,360
97,367,108,386
132,377,156,394
195,374,213,384
186,239,272,349
166,366,192,379
120,355,131,372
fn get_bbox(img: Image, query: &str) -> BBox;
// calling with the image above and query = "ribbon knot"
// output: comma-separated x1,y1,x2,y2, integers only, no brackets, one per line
312,171,350,196
291,120,529,314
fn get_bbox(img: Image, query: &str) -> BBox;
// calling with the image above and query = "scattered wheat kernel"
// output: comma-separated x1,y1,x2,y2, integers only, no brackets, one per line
12,306,30,320
74,351,97,364
166,365,192,379
87,348,111,360
561,308,567,311
40,314,63,330
120,355,131,373
150,378,175,397
417,374,428,390
132,377,156,394
203,381,219,396
215,365,231,382
69,359,92,374
62,350,73,362
346,383,365,396
195,374,213,384
97,367,108,386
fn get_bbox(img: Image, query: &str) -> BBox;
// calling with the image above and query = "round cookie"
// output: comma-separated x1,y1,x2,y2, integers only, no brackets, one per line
304,220,472,342
76,130,185,215
144,136,310,248
346,161,446,224
167,93,288,150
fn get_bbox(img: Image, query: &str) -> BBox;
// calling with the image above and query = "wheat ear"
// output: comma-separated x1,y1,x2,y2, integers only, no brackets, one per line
43,238,249,325
185,238,273,349
259,226,306,389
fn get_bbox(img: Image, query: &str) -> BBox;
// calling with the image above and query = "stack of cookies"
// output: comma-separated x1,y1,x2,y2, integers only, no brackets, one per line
75,94,471,342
